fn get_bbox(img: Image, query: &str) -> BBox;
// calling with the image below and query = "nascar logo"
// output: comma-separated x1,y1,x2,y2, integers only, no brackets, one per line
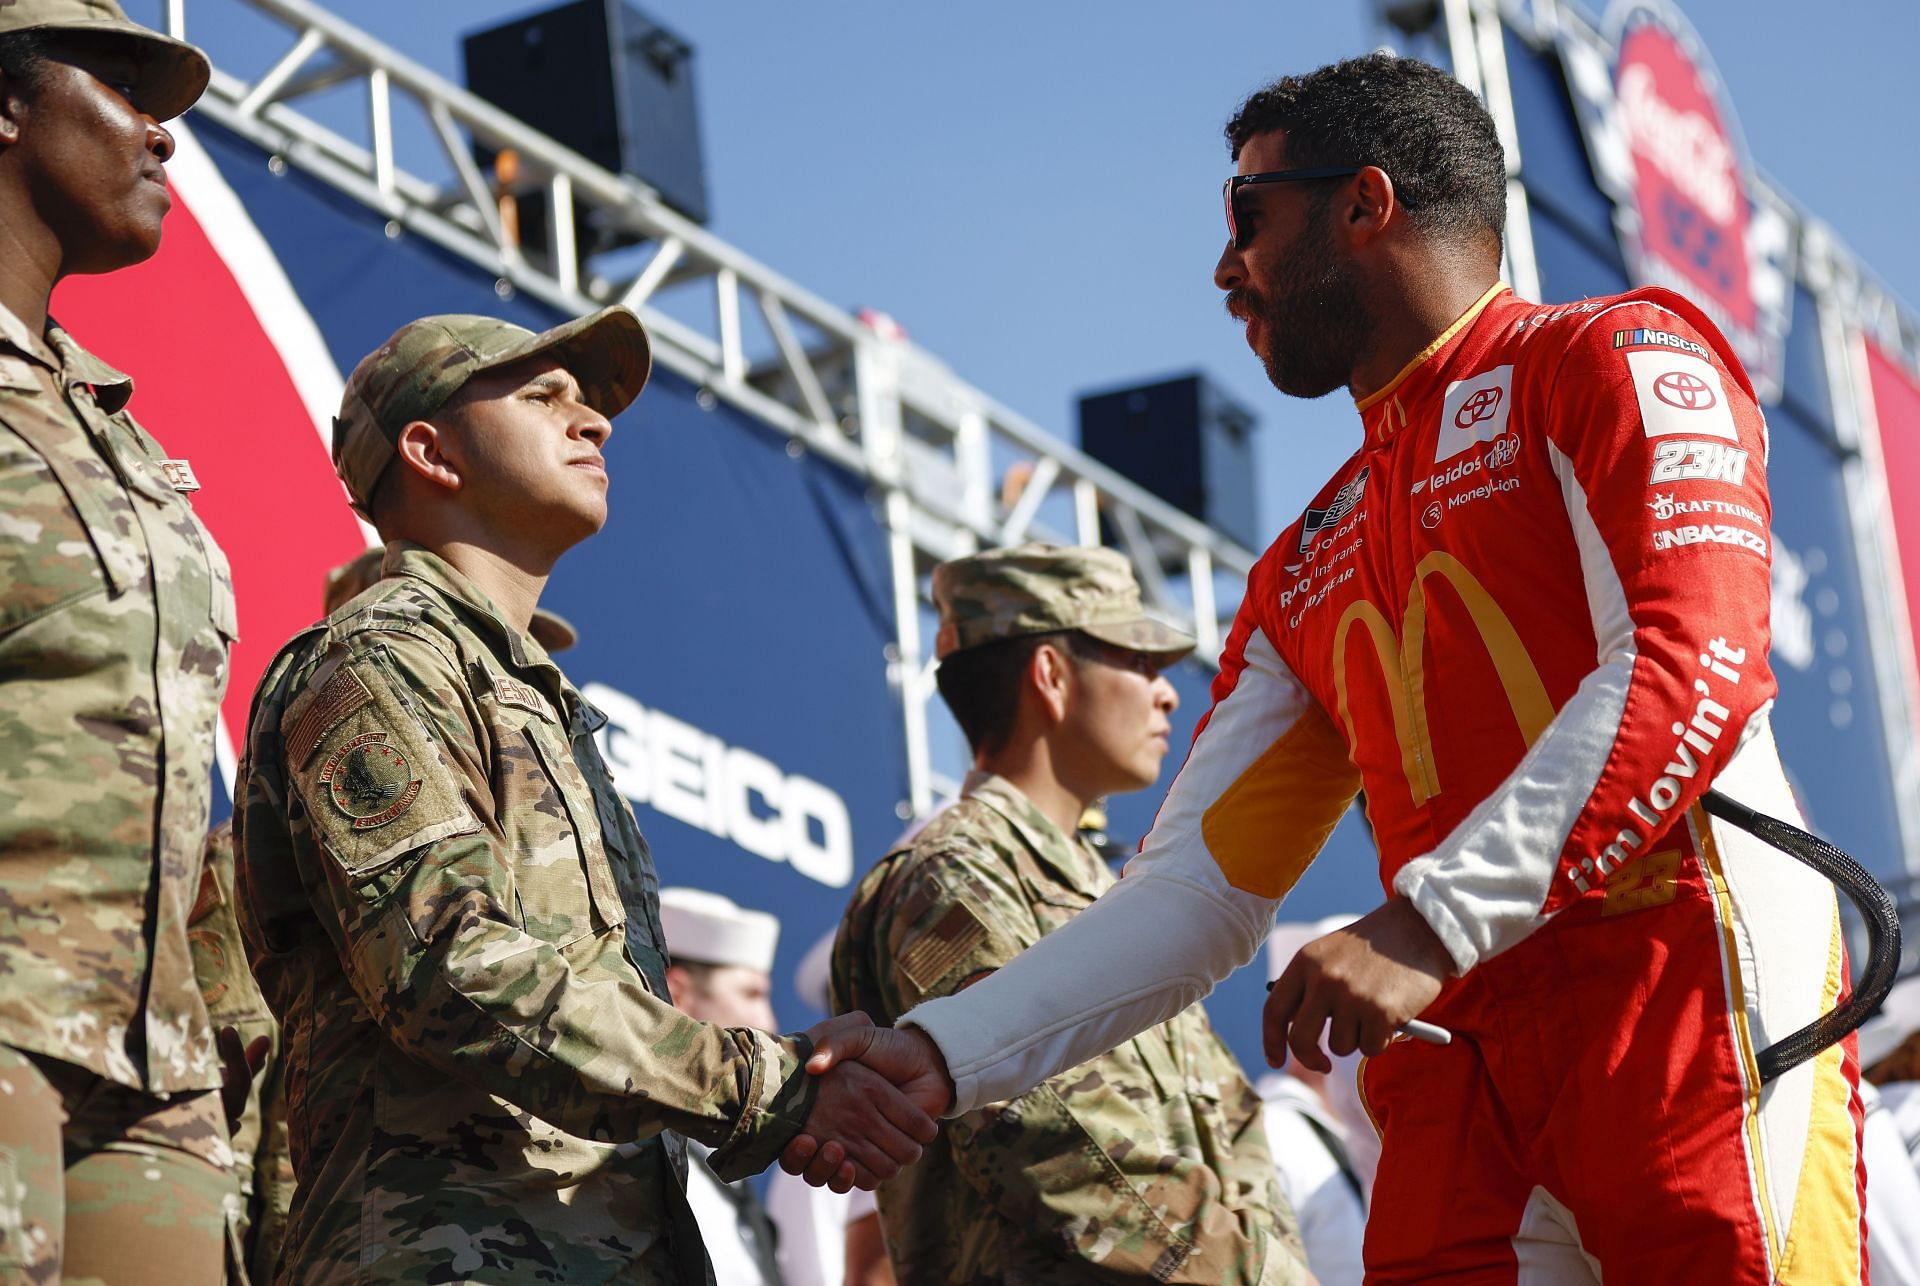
1612,328,1710,361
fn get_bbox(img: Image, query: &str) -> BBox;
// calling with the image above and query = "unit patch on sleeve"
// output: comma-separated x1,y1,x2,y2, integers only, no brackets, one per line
290,658,483,881
319,732,422,830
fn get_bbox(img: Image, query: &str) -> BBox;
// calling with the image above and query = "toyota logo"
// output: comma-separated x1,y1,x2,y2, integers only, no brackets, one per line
1652,371,1716,410
1455,387,1503,428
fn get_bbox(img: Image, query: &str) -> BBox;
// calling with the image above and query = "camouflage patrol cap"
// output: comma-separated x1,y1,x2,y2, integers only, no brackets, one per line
932,543,1194,662
322,544,579,651
331,306,650,514
0,0,210,121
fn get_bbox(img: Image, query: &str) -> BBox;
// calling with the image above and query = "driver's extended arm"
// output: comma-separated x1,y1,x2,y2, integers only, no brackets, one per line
903,608,1359,1115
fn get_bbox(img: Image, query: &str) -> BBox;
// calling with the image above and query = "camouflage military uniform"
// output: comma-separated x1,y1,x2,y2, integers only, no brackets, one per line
234,542,819,1284
0,285,238,1279
191,820,294,1284
832,773,1305,1284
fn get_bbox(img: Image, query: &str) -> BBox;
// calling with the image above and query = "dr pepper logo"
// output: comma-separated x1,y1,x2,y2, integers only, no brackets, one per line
1560,0,1793,403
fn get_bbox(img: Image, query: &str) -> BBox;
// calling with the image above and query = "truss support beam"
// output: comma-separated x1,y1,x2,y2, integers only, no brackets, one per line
177,0,1266,818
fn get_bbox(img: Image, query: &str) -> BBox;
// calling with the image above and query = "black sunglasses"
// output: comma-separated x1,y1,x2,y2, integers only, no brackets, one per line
1222,167,1362,249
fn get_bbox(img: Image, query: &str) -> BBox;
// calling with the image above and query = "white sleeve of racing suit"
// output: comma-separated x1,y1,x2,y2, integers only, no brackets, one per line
1390,444,1636,971
902,616,1360,1116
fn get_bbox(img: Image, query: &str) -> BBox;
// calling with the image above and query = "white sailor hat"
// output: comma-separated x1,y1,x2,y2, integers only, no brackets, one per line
1858,974,1920,1068
658,888,780,974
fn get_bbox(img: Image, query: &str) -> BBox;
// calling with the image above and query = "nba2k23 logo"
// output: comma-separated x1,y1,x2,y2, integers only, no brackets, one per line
1558,0,1793,403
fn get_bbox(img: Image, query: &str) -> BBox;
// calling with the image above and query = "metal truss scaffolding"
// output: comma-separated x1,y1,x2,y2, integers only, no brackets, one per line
161,0,1257,818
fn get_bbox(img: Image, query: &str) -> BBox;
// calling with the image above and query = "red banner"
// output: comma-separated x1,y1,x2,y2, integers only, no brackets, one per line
1865,341,1920,735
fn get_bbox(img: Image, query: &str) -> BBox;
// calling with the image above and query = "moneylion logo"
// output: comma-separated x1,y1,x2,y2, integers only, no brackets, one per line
1455,386,1504,429
1653,370,1716,410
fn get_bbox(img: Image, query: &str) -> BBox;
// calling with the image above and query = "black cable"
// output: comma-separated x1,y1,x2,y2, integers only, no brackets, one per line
1701,789,1902,1083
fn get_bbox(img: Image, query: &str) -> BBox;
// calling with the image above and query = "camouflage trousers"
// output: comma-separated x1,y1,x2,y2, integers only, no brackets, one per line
0,1045,237,1285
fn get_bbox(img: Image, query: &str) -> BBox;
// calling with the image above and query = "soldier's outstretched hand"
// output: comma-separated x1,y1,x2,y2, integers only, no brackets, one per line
779,1015,953,1191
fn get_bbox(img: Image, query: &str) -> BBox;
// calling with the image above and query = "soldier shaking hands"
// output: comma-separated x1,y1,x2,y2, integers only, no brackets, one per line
233,308,944,1284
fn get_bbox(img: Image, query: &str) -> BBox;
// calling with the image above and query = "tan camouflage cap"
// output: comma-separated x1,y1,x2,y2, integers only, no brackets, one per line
322,545,578,651
932,543,1194,662
0,0,210,121
331,306,650,513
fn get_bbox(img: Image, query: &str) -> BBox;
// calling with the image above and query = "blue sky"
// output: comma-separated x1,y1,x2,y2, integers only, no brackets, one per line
147,0,1917,535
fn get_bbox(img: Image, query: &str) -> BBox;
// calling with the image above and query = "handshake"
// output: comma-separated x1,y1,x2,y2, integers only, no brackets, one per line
778,1013,956,1191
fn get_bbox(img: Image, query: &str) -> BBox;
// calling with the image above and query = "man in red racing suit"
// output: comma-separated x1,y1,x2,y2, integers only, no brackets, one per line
1196,275,1866,1280
796,55,1866,1283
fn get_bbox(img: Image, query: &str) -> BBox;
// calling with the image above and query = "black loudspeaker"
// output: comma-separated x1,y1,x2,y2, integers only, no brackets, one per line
1077,373,1261,551
462,0,710,227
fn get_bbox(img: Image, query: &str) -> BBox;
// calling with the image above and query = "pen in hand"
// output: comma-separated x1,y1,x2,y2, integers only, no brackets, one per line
1264,978,1453,1046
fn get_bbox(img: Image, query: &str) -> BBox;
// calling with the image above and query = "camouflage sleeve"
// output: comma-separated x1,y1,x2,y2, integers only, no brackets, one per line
186,822,283,1249
1182,1028,1312,1286
275,629,814,1160
882,854,1307,1283
867,850,1029,1023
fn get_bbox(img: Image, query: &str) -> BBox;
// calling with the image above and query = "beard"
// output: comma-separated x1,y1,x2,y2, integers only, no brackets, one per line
1228,211,1369,400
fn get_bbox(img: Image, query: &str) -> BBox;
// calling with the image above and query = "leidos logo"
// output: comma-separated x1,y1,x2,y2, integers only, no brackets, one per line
1434,365,1515,464
1411,433,1519,495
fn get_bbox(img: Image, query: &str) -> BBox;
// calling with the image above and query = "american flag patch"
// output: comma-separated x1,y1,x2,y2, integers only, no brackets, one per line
898,902,989,995
288,665,373,766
